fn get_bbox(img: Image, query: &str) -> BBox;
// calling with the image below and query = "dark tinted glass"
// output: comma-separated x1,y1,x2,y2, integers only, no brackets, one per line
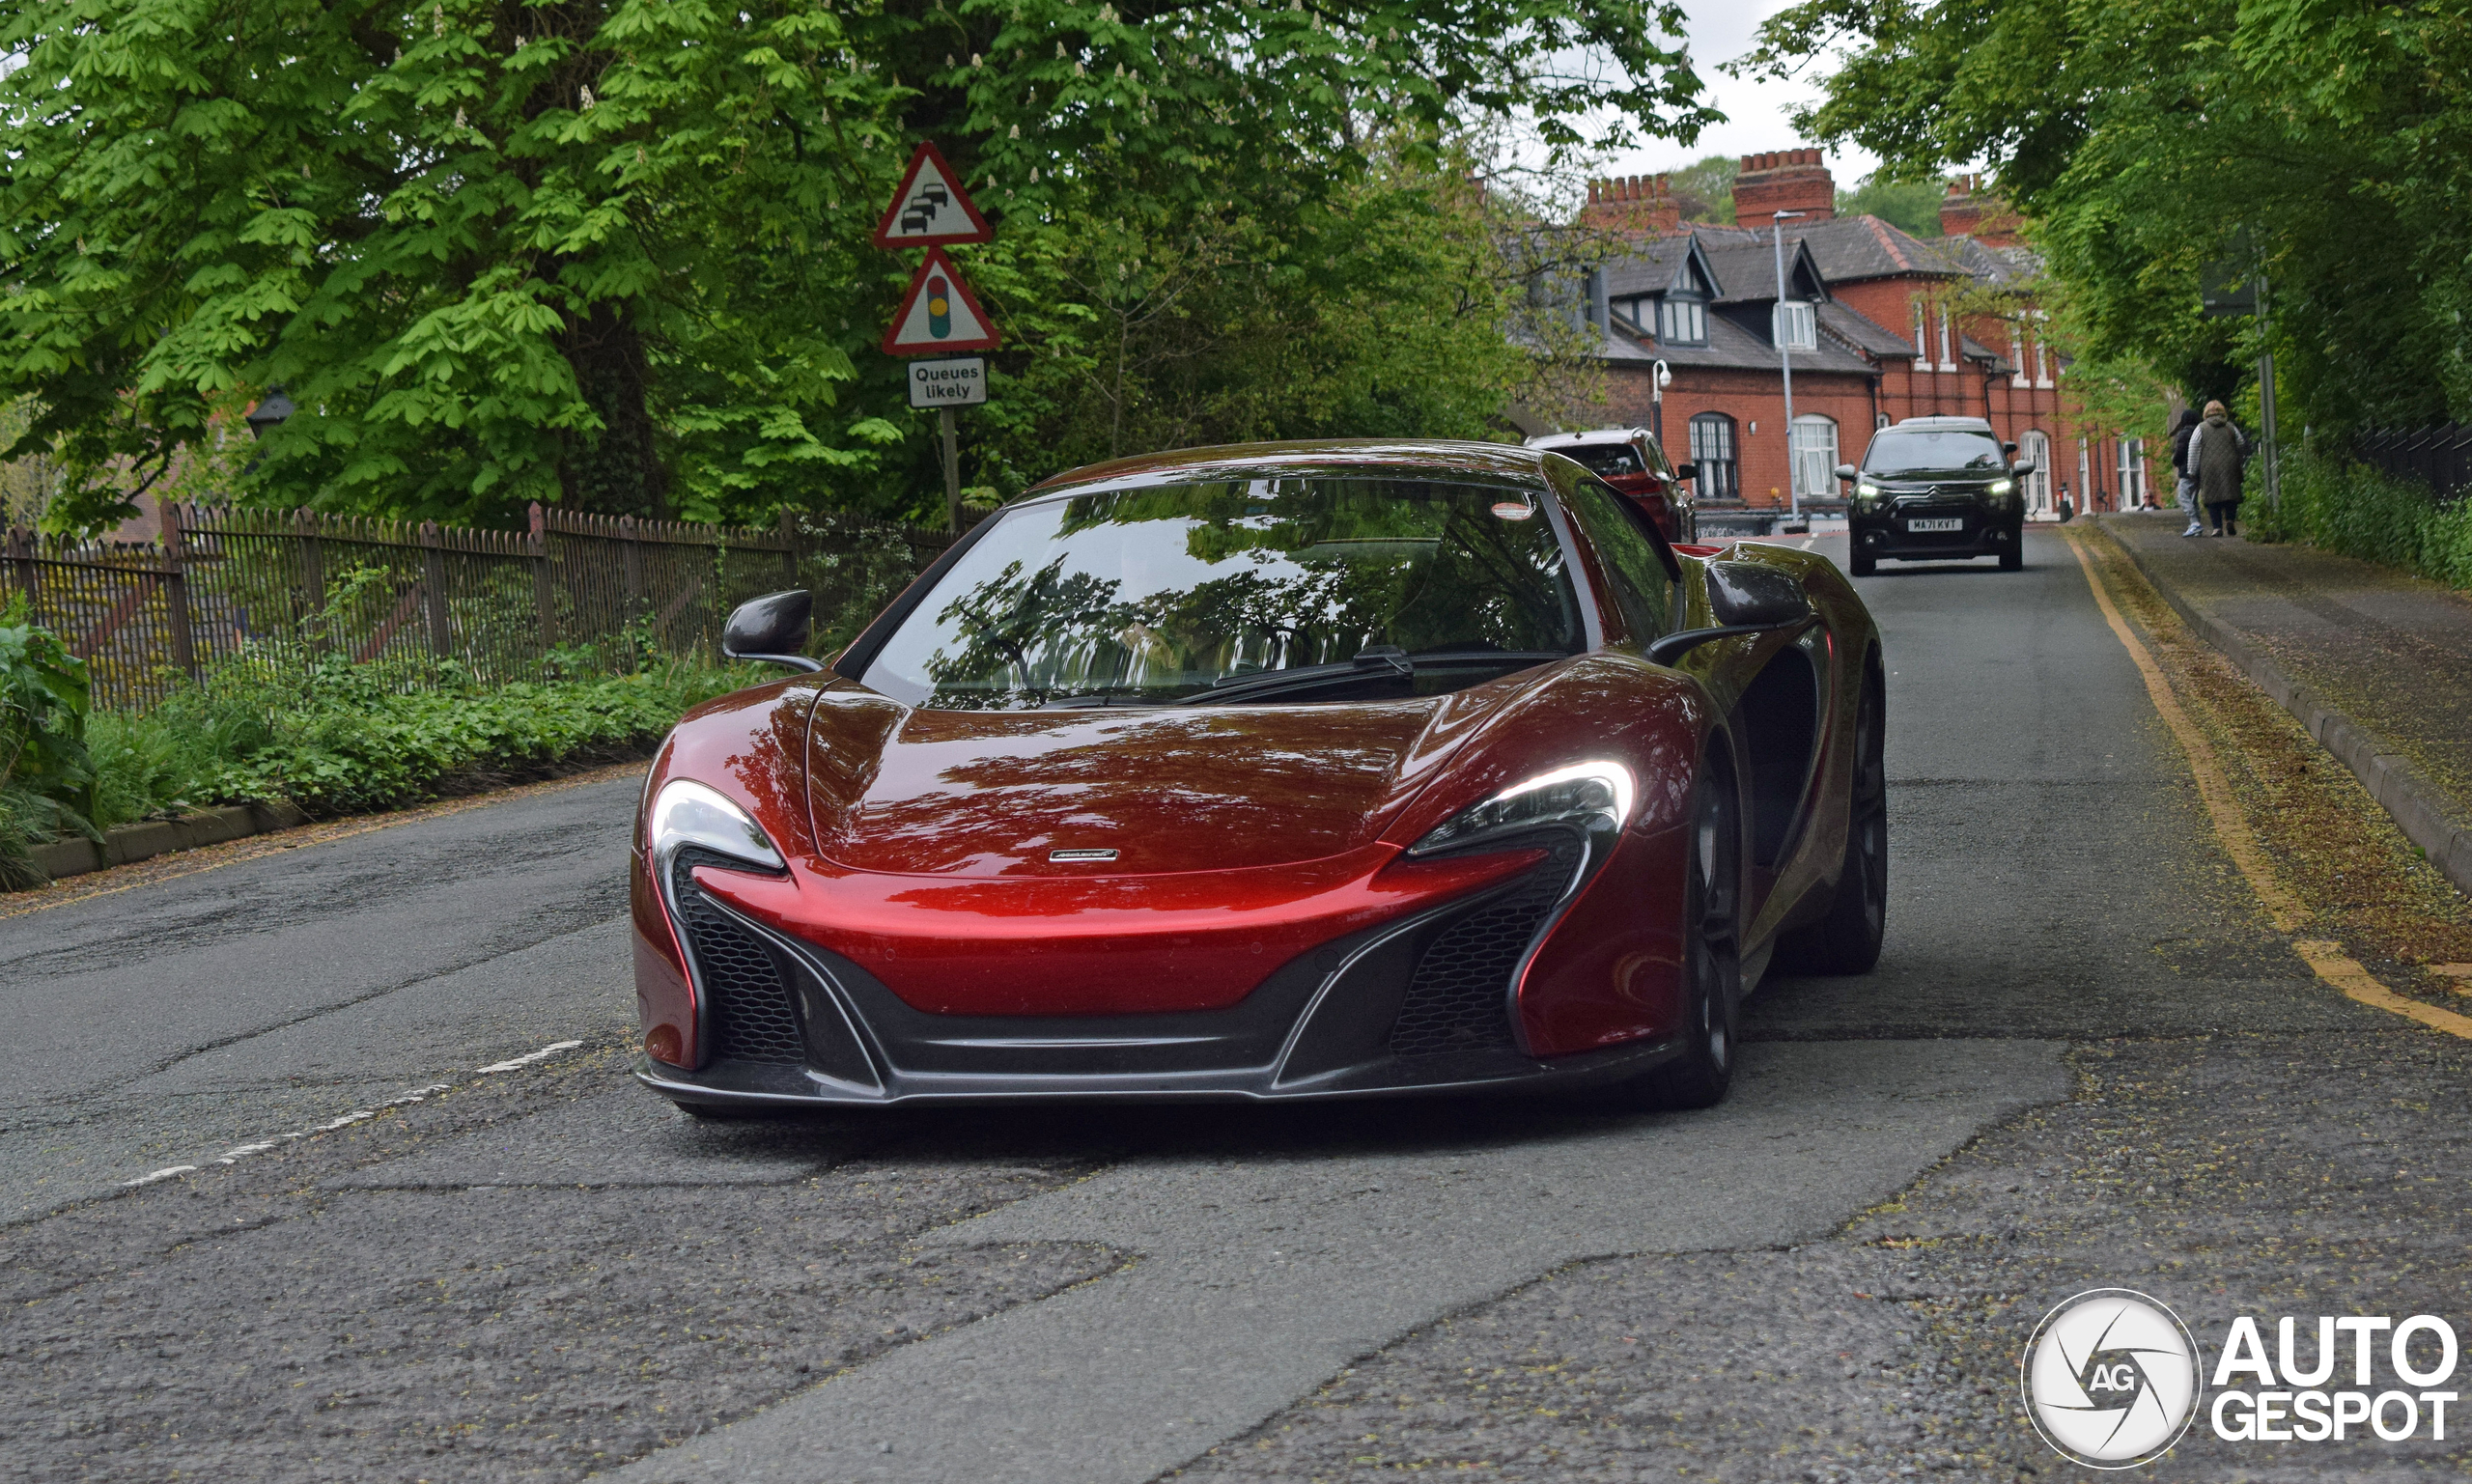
1559,443,1644,478
1864,429,2006,476
1557,478,1672,644
863,479,1584,710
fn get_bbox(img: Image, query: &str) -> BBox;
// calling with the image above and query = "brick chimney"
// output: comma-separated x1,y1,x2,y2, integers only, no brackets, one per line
1732,149,1835,222
1940,174,2025,246
1580,174,1681,238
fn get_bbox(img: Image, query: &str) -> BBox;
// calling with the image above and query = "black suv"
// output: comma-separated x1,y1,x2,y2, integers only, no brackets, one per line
1836,416,2030,576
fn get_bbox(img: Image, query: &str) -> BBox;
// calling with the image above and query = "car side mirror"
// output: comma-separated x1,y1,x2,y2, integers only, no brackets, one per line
2002,440,2018,456
2011,461,2037,476
1646,561,1816,666
1833,462,1859,481
1672,462,1699,482
722,590,824,672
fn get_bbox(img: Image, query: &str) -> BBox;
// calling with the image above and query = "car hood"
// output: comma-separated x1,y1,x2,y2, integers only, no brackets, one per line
802,682,1516,878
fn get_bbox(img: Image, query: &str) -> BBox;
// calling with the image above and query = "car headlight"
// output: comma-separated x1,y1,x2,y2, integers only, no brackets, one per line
1856,482,1880,500
648,778,785,874
1406,761,1637,858
1987,479,2014,495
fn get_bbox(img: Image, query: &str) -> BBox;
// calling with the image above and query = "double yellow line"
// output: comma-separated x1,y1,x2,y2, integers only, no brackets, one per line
2064,530,2472,1039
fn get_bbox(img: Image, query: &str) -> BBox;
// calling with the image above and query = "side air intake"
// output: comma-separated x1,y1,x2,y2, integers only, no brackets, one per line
1387,842,1583,1057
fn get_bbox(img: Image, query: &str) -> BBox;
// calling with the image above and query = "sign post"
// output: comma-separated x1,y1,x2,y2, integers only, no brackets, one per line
876,146,997,532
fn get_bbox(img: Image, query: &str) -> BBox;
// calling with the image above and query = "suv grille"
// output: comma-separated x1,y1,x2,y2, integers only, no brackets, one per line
1388,842,1582,1058
670,849,804,1064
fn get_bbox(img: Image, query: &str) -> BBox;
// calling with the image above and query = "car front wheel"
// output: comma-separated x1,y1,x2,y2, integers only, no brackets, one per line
1600,771,1742,1111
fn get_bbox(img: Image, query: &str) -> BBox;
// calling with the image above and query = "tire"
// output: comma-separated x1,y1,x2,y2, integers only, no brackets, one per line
1774,661,1888,975
1600,773,1743,1110
1999,542,2023,572
1850,546,1877,577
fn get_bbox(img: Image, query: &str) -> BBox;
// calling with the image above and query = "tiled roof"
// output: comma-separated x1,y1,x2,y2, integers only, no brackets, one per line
1606,304,1874,377
1819,300,1916,359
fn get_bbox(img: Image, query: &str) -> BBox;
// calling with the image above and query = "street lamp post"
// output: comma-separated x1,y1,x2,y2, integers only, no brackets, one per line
1651,359,1671,449
1773,210,1807,519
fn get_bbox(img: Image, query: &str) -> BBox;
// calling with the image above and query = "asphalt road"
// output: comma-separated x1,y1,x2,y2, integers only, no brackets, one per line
4,525,2463,1483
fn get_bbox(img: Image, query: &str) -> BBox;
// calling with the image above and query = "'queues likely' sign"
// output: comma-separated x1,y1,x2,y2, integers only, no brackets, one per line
907,357,988,408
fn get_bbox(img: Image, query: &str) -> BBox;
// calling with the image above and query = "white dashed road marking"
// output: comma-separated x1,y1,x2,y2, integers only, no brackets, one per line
115,1040,581,1190
476,1040,584,1074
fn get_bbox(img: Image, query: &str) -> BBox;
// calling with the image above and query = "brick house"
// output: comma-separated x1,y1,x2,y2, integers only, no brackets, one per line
1552,153,2154,518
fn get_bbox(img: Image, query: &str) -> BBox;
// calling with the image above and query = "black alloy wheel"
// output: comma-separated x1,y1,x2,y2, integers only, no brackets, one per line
1776,663,1888,974
1605,772,1743,1111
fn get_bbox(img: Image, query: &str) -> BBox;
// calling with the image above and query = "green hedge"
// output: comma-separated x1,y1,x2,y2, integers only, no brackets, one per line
2244,448,2472,591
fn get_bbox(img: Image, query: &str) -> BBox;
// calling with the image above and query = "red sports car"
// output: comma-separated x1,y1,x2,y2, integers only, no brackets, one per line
631,441,1884,1115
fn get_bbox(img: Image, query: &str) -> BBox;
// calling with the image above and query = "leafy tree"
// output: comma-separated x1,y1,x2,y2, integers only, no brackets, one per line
1,0,1712,534
1666,153,1735,223
1738,0,2472,439
1834,173,1940,238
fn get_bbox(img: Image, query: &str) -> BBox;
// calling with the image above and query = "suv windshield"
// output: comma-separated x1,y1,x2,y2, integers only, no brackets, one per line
1865,428,2006,477
1556,443,1645,478
861,478,1585,710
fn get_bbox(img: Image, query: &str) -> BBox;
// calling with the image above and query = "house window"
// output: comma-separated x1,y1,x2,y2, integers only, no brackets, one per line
1656,296,1707,345
2117,437,2148,506
1936,305,1954,370
1790,414,1839,504
2009,325,2030,387
1911,299,1930,369
1689,413,1738,502
1773,300,1816,351
2036,339,2053,387
2019,430,2051,512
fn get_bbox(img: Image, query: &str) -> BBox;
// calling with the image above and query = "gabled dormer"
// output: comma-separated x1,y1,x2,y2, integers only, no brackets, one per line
1605,236,1722,349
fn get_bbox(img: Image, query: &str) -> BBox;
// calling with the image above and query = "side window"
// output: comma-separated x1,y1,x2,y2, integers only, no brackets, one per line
1559,478,1674,646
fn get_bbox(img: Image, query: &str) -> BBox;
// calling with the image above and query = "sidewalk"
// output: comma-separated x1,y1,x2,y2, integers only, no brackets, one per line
2093,511,2472,896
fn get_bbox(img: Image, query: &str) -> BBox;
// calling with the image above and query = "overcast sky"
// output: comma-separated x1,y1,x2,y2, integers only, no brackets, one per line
1590,1,1883,188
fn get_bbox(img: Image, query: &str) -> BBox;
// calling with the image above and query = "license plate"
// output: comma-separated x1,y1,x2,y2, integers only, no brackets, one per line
1905,518,1965,533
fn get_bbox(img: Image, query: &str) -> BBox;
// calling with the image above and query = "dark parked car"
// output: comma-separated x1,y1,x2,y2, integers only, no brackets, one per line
1838,416,2030,576
1526,428,1698,543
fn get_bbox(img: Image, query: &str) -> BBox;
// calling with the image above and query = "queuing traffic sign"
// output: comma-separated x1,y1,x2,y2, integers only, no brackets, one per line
871,142,993,249
881,247,1000,355
907,357,988,408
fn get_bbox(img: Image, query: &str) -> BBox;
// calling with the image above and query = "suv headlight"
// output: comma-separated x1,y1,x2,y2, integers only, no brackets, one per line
1407,761,1637,858
648,779,785,875
1987,479,2014,495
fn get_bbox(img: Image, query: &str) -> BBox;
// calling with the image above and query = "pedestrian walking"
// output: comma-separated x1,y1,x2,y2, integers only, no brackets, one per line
2168,407,2204,536
2186,400,2250,537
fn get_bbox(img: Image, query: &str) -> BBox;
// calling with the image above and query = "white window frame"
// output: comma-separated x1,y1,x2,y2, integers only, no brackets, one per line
1789,413,1839,503
1912,299,1930,370
1773,300,1816,352
2117,436,2148,506
1689,412,1738,502
1936,305,1954,371
2019,430,2051,512
2009,325,2031,387
2037,339,2054,388
1657,296,1706,345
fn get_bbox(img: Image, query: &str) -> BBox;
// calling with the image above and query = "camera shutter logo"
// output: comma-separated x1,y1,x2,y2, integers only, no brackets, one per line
2022,1289,2202,1468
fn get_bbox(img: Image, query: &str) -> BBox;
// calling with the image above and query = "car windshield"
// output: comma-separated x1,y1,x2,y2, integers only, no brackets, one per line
1556,443,1644,478
860,478,1585,710
1865,429,2007,477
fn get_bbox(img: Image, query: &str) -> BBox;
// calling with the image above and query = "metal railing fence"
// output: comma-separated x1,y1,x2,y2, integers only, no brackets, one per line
2354,426,2472,503
0,501,963,713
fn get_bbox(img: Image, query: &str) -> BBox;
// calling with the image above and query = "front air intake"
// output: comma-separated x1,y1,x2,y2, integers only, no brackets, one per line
1387,841,1583,1057
669,849,804,1065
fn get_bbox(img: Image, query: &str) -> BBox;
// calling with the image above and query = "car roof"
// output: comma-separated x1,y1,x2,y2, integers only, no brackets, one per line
1525,429,1643,448
1022,439,1559,502
1890,415,1997,433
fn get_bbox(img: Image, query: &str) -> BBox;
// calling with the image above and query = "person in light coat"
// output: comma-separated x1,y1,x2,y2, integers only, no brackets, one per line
2186,400,2251,537
2168,406,2204,536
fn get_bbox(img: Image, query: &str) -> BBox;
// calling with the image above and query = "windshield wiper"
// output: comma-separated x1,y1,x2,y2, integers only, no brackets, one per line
1189,647,1567,706
1036,686,1157,710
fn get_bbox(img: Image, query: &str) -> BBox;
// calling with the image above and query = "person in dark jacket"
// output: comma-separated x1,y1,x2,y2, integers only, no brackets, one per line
2169,406,2204,536
2186,400,2250,536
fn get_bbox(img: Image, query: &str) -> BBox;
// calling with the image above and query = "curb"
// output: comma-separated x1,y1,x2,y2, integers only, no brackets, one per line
2089,517,2472,900
30,800,313,883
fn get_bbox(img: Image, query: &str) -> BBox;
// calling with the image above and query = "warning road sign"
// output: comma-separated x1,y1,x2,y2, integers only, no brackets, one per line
871,142,993,249
881,247,1000,355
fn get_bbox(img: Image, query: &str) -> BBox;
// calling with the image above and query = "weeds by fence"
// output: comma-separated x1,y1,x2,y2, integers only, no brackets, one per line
0,502,961,713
